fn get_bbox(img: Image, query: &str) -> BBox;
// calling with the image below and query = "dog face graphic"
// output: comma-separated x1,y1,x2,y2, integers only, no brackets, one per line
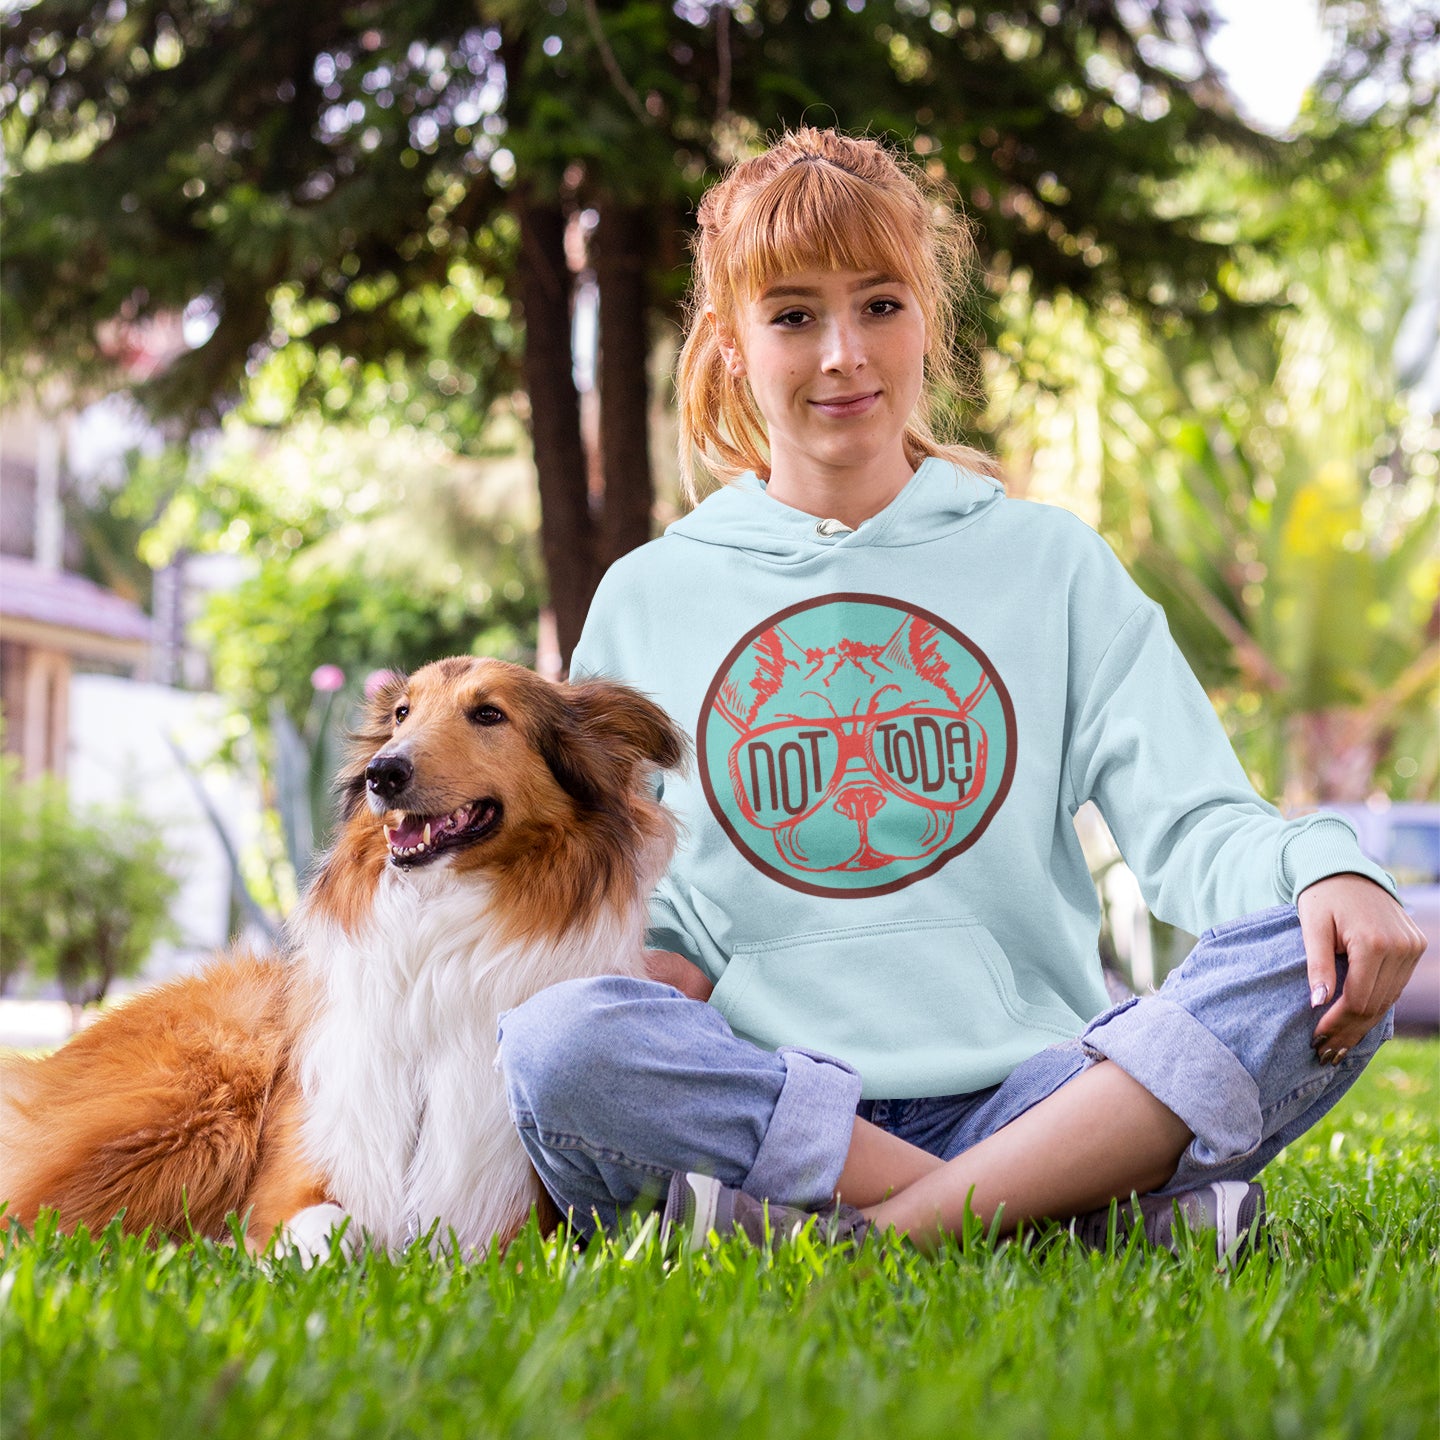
701,597,1016,896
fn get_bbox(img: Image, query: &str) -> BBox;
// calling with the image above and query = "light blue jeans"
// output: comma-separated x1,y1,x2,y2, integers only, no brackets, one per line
497,905,1393,1235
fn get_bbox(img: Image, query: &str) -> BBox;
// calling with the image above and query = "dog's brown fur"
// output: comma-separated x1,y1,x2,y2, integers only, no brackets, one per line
0,658,684,1251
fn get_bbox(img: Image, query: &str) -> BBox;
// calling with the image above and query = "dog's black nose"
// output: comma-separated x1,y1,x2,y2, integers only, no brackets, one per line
366,753,413,802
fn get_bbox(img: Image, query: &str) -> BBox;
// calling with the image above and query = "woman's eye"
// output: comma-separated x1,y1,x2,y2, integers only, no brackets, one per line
772,309,809,327
471,704,506,726
867,298,902,316
394,705,409,723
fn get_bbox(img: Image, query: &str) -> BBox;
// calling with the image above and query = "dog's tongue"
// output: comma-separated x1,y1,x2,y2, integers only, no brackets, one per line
385,802,482,855
387,814,432,850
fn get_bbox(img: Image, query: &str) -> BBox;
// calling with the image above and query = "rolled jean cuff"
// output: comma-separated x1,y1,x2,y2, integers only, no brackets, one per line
744,1045,863,1207
1081,996,1262,1169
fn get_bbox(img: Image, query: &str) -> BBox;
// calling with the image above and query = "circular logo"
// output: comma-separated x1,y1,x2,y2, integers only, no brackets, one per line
698,594,1017,897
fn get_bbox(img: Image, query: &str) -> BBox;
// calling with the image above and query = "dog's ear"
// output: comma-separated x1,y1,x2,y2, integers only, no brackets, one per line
335,671,409,819
531,678,687,812
570,680,688,774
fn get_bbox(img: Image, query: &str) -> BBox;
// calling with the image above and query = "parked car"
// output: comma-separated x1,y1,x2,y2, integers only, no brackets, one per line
1325,803,1440,1034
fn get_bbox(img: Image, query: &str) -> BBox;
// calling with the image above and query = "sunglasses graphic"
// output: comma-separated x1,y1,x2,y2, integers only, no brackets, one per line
727,693,990,832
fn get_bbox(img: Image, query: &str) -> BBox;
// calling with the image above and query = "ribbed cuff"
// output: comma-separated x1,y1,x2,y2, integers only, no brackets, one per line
1277,814,1397,901
1082,996,1262,1170
745,1045,863,1207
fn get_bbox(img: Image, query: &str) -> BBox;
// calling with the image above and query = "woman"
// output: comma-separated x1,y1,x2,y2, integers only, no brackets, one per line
497,129,1425,1257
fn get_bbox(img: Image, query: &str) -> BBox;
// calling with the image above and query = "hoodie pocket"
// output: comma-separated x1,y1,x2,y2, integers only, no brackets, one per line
710,916,1084,1098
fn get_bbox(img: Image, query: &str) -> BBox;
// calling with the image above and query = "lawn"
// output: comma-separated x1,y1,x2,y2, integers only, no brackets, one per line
3,1041,1436,1440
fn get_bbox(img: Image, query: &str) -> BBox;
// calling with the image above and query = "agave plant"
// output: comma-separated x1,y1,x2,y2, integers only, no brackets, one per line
167,664,361,937
269,664,352,886
1130,424,1438,806
985,126,1438,806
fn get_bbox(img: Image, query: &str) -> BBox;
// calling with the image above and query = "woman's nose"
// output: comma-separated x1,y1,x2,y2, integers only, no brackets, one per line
821,318,865,373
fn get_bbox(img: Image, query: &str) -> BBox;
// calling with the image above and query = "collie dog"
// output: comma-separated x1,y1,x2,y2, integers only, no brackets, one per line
0,658,684,1258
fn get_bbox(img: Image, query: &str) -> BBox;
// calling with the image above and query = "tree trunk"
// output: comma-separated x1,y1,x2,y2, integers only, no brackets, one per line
594,203,656,572
516,199,595,668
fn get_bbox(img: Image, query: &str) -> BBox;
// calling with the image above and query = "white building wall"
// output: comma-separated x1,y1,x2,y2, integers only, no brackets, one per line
66,673,264,982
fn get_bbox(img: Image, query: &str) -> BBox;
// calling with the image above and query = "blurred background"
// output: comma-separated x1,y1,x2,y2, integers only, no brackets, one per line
0,0,1436,1034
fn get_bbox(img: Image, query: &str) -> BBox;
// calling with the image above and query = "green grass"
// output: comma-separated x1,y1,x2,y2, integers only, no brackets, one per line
3,1043,1437,1440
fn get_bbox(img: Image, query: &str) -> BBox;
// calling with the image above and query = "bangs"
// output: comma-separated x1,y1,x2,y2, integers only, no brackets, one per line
721,159,929,305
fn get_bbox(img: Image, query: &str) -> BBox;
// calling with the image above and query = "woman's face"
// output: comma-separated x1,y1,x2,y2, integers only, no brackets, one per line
721,267,926,497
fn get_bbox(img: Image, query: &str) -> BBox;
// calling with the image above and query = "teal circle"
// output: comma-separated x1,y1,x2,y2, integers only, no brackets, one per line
698,594,1016,897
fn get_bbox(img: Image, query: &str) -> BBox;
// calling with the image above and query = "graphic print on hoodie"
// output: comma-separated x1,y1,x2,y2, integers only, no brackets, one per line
700,593,1016,896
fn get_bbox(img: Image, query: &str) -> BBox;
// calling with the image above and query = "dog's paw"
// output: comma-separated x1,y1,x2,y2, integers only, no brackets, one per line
274,1204,359,1267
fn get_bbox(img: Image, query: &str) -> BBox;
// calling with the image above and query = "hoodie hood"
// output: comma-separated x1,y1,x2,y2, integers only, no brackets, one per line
666,457,1004,560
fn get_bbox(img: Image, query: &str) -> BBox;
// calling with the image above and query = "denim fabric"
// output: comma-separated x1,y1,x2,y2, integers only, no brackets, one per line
1086,903,1393,1193
498,905,1390,1233
497,975,863,1233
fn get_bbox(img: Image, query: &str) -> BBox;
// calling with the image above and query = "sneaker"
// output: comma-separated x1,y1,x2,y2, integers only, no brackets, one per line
1067,1180,1267,1266
661,1171,871,1251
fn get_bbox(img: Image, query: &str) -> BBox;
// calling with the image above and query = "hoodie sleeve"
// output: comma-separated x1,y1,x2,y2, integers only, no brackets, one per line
1065,575,1396,935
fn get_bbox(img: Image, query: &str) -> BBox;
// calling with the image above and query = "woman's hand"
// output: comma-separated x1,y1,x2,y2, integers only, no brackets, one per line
644,949,716,1003
1298,873,1427,1063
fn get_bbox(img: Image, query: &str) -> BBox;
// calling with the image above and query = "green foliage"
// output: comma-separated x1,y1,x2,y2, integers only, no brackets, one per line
238,227,521,455
136,415,542,745
1134,431,1438,802
986,127,1439,803
121,415,543,911
0,759,181,1007
1,1040,1434,1439
0,1,526,429
5,0,1433,687
1122,132,1440,804
266,680,347,892
199,555,534,753
8,0,1427,426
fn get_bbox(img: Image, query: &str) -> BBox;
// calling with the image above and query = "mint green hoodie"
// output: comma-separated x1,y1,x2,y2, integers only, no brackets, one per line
571,460,1395,1098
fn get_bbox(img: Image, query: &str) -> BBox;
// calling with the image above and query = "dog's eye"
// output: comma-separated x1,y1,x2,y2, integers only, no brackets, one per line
394,704,409,724
470,704,506,727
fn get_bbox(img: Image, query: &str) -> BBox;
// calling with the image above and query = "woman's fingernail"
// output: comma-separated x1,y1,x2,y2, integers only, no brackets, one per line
1318,1048,1335,1065
1311,983,1330,1008
1333,1047,1349,1065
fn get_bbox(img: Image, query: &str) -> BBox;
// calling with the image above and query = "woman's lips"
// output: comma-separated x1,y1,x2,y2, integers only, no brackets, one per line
808,391,880,418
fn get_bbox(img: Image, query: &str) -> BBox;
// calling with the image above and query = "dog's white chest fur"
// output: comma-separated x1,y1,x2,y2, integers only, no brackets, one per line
294,864,642,1254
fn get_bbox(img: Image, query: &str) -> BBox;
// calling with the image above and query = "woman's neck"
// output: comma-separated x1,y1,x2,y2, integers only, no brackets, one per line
764,450,916,530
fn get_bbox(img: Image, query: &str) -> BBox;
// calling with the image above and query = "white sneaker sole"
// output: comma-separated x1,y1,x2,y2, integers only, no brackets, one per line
1208,1180,1265,1265
668,1172,725,1249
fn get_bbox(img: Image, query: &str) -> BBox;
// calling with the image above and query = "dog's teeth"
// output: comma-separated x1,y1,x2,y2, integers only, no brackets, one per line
423,822,432,846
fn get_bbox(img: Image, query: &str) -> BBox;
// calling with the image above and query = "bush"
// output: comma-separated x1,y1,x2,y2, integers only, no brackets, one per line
0,759,181,1007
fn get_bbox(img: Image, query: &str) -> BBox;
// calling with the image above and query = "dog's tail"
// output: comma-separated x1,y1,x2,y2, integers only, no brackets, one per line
0,955,296,1242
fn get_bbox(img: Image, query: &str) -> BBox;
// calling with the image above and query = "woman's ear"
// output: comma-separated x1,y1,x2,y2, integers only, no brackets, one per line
707,306,746,378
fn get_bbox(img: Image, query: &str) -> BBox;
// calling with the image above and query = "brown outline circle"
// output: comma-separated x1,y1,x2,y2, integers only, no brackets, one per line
697,592,1018,898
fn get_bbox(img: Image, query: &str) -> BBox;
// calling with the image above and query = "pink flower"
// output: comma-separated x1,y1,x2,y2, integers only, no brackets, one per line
364,669,399,700
310,664,346,693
